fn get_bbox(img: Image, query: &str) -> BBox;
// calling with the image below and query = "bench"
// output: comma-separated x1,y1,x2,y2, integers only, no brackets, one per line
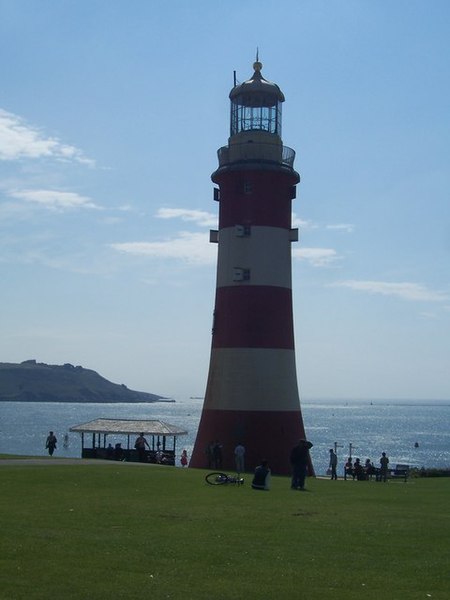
344,466,381,481
389,464,410,482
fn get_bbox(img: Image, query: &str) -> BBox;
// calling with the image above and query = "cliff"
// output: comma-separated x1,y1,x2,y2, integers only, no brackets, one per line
0,361,170,403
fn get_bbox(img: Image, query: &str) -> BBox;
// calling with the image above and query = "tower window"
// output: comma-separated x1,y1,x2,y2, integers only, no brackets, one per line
233,268,251,282
235,225,251,237
243,181,253,194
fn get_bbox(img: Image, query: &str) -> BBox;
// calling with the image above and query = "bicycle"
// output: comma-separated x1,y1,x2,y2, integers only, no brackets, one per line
205,472,244,486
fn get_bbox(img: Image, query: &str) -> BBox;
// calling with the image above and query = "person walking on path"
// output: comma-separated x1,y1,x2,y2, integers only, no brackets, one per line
328,448,338,480
380,452,389,482
290,439,313,490
45,431,57,456
234,443,245,473
134,433,150,462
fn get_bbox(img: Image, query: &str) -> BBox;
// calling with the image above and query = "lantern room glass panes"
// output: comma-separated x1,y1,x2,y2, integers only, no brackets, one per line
231,97,282,137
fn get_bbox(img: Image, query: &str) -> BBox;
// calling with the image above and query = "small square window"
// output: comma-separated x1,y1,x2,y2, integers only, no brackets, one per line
233,268,251,282
235,225,251,237
243,181,253,194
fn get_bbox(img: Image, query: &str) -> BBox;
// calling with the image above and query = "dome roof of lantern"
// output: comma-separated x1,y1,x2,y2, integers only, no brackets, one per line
229,59,285,103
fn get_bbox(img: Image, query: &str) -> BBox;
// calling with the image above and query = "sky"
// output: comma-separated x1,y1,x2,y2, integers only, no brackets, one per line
1,0,449,401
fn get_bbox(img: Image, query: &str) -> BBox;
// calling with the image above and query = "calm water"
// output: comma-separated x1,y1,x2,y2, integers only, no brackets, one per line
1,398,449,476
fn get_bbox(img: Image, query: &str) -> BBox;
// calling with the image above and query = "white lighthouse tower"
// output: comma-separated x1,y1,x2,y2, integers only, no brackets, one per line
191,58,310,476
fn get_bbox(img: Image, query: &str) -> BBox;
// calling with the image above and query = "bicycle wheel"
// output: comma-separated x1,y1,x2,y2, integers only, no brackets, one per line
205,472,228,485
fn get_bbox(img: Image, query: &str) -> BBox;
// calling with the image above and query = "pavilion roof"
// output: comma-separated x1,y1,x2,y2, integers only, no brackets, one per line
70,418,187,437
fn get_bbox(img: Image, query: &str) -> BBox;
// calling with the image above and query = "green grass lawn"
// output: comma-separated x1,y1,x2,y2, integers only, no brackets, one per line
0,461,448,599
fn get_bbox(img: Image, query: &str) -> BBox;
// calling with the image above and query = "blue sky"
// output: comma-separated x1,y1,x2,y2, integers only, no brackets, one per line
1,0,449,400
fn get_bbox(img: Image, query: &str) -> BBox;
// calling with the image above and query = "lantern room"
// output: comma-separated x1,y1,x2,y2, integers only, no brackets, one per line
229,59,284,138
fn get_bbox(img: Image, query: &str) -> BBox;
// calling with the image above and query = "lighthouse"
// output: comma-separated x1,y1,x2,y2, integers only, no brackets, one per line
190,58,311,476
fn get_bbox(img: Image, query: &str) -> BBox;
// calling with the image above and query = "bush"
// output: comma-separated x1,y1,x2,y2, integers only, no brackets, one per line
411,467,450,478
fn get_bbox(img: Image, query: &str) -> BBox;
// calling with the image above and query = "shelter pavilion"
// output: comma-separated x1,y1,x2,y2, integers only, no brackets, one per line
70,418,188,465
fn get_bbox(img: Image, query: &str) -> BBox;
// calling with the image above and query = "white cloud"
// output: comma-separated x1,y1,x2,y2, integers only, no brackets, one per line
101,216,123,225
332,280,449,302
293,247,339,267
0,108,95,166
291,214,354,233
156,208,217,227
419,312,438,319
292,213,316,229
111,231,215,265
8,189,100,211
326,223,355,233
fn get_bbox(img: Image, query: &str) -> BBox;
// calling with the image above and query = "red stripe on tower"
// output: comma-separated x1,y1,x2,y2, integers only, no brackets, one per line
190,58,313,476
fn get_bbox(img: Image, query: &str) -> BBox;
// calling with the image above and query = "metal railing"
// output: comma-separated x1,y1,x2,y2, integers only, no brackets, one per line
216,143,296,169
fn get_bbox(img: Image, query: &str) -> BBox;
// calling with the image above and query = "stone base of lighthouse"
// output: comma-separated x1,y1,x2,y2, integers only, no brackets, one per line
190,347,311,476
190,408,308,476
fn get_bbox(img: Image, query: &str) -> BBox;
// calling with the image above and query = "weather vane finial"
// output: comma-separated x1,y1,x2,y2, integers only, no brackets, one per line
253,47,262,73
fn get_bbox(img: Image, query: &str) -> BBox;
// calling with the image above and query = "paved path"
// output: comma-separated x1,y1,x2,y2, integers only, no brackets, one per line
0,457,152,467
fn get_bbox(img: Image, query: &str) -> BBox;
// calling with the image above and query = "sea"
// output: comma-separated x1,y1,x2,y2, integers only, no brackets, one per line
1,398,449,476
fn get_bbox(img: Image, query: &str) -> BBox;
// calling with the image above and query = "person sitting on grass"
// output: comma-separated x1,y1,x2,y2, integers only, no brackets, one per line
251,460,271,491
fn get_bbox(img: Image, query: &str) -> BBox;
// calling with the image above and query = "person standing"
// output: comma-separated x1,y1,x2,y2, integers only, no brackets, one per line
106,443,114,459
206,441,215,468
45,431,57,456
251,460,271,490
180,449,188,467
213,440,223,469
134,433,150,462
234,442,245,473
328,448,338,480
380,452,389,482
290,439,313,490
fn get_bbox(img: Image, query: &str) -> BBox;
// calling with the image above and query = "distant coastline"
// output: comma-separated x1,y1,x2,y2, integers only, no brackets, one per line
0,398,175,404
0,360,171,403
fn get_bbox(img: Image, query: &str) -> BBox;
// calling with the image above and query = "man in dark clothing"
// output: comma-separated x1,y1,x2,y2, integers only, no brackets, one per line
251,460,271,490
213,440,223,469
329,448,338,480
134,433,150,462
290,439,313,490
45,431,57,456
